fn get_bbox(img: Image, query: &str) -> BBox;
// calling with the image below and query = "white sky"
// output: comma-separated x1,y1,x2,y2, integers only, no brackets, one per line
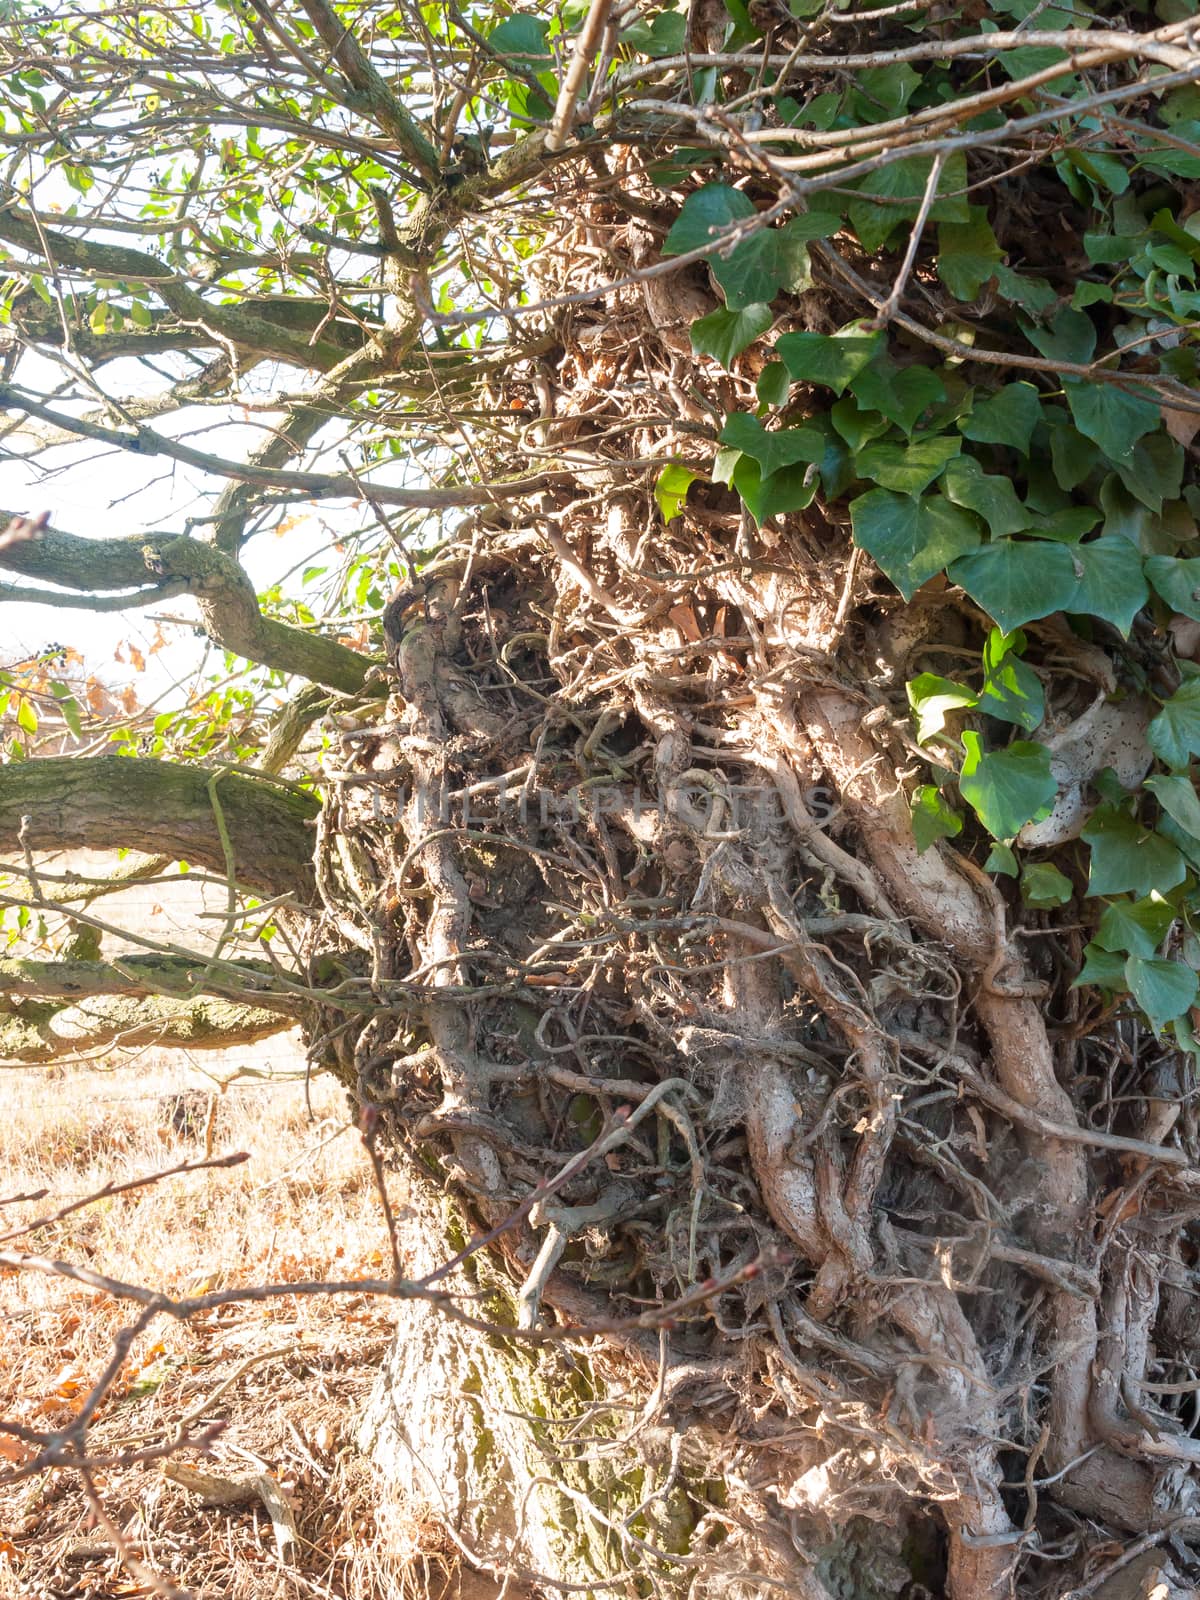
0,350,366,704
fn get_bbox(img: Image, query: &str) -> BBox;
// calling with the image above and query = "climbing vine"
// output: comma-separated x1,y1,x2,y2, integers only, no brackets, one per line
654,30,1200,1050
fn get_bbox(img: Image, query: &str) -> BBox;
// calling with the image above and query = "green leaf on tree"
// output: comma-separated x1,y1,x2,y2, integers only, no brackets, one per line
663,183,755,256
1021,862,1073,907
1145,555,1200,622
1034,507,1101,543
847,151,970,252
911,784,963,852
958,731,1056,839
1082,804,1186,896
654,464,699,523
937,206,1004,301
622,10,687,55
948,539,1080,632
994,264,1058,318
1125,956,1198,1034
1074,943,1130,989
776,327,884,395
691,303,773,368
849,358,944,435
1113,431,1184,514
665,188,835,309
850,489,982,600
1022,307,1097,364
941,456,1029,537
729,457,819,526
1063,379,1161,463
719,414,825,478
985,841,1019,876
830,396,891,452
907,673,978,744
1148,679,1200,769
1068,536,1148,634
960,382,1042,454
854,435,961,495
976,628,1044,730
756,361,790,407
1145,773,1200,841
850,62,921,123
709,213,837,309
1094,893,1177,958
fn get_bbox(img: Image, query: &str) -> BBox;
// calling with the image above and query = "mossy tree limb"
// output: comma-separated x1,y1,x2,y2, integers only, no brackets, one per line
0,758,318,901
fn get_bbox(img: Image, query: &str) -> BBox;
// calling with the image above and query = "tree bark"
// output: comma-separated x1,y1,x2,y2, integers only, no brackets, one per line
0,993,289,1062
0,758,318,901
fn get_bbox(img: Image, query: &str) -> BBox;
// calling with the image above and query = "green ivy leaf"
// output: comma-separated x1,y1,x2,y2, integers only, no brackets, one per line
960,382,1042,454
1113,431,1184,515
976,627,1044,730
958,731,1057,839
663,183,754,257
937,206,1004,300
985,841,1019,876
941,455,1029,537
1074,942,1130,989
907,673,978,744
1145,773,1200,841
50,680,83,740
654,464,699,523
1022,307,1097,364
621,10,686,55
850,489,982,600
710,213,837,309
1145,555,1200,622
1082,804,1186,896
1034,507,1101,543
776,327,883,395
719,414,825,478
1063,379,1161,463
1084,231,1133,265
830,396,891,452
729,457,819,526
1021,862,1073,907
1068,536,1148,635
994,264,1058,318
1094,894,1177,958
854,435,961,495
849,358,944,435
665,188,836,309
15,697,37,735
1148,679,1200,769
756,360,790,407
1125,956,1198,1034
850,62,921,123
1072,281,1113,310
690,303,773,368
948,539,1080,632
911,784,963,852
1048,420,1101,490
847,151,969,252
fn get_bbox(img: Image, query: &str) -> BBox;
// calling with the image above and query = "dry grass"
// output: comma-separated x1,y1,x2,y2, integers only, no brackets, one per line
0,1048,464,1600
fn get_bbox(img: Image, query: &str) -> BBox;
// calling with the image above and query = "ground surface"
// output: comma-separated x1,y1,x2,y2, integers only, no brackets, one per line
0,1049,460,1600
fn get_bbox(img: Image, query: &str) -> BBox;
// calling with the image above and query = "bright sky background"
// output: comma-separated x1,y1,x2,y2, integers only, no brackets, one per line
0,348,356,704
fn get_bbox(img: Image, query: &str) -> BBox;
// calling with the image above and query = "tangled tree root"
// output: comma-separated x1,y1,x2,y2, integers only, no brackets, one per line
303,205,1200,1599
